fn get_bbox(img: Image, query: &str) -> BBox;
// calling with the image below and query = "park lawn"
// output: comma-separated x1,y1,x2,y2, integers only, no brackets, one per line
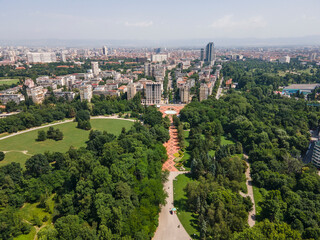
253,185,264,218
0,119,134,168
0,78,20,85
173,174,199,239
14,227,36,240
19,194,55,223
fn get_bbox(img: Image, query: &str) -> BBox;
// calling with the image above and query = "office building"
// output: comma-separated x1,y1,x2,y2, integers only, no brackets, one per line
91,62,100,76
80,85,93,102
200,48,205,61
102,46,108,56
155,48,161,54
144,82,162,105
205,42,215,64
27,52,57,63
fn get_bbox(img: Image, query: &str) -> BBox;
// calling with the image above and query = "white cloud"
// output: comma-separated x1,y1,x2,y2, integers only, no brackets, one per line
210,14,266,29
124,21,153,27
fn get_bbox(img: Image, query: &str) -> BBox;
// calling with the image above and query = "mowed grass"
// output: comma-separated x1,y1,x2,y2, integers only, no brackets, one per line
0,78,20,85
173,173,199,239
14,227,36,240
0,119,134,168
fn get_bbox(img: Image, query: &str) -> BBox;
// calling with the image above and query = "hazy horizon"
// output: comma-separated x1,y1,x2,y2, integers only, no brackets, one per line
1,0,320,43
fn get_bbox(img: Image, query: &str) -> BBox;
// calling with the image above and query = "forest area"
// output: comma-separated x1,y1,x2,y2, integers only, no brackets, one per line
177,59,320,239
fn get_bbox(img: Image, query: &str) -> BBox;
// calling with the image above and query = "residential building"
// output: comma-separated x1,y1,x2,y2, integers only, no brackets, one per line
312,141,320,168
199,83,209,101
180,84,190,104
26,86,46,104
91,62,100,76
127,83,137,100
80,85,93,102
0,94,25,104
279,55,290,63
143,82,162,105
151,54,168,62
27,52,57,63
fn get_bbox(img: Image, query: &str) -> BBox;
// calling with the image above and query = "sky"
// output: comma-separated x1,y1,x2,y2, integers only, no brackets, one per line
1,0,320,40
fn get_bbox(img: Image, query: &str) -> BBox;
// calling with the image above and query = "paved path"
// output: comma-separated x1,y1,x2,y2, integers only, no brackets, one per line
0,116,135,141
239,154,256,227
153,171,190,240
159,105,185,172
154,105,191,239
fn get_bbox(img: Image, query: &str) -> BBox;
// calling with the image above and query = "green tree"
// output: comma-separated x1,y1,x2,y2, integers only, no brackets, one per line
37,130,47,141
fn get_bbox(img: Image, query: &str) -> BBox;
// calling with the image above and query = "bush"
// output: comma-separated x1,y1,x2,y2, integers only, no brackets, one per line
0,151,5,161
37,130,47,141
77,120,91,130
42,215,49,222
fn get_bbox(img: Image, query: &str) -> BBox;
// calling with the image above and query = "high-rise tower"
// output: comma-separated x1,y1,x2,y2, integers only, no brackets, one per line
205,42,215,64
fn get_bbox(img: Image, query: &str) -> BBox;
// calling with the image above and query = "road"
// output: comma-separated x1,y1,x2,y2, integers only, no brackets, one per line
153,171,190,240
216,77,224,99
239,154,256,227
0,116,136,141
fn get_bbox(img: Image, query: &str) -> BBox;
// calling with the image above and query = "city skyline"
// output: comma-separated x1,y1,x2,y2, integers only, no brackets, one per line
1,0,320,43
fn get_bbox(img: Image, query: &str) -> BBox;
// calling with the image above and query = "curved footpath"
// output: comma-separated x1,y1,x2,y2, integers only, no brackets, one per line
239,154,256,227
0,116,135,141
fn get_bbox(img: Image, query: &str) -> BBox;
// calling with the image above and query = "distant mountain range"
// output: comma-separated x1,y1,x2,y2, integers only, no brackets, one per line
1,36,320,48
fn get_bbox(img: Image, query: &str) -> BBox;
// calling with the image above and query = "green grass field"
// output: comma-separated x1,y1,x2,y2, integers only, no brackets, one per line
173,174,199,239
0,78,20,85
252,185,267,219
0,119,134,168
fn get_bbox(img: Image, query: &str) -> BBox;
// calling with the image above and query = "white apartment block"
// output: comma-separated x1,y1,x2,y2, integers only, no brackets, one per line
151,54,168,63
27,52,57,63
91,62,100,76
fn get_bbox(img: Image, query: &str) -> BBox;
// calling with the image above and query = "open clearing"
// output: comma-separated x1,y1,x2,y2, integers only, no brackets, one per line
0,78,20,85
0,119,134,168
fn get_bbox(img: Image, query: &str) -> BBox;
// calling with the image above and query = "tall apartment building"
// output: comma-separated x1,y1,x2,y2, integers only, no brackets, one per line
27,52,57,63
144,82,162,105
26,86,46,104
311,141,320,168
80,85,93,102
180,85,190,104
199,83,209,101
91,62,100,76
205,42,215,64
144,62,152,76
102,46,108,56
127,83,137,100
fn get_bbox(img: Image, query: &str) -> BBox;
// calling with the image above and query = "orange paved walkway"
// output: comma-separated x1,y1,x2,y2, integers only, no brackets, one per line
159,105,185,172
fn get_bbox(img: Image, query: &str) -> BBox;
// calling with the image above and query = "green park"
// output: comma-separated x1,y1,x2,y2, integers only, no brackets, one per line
0,119,134,168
